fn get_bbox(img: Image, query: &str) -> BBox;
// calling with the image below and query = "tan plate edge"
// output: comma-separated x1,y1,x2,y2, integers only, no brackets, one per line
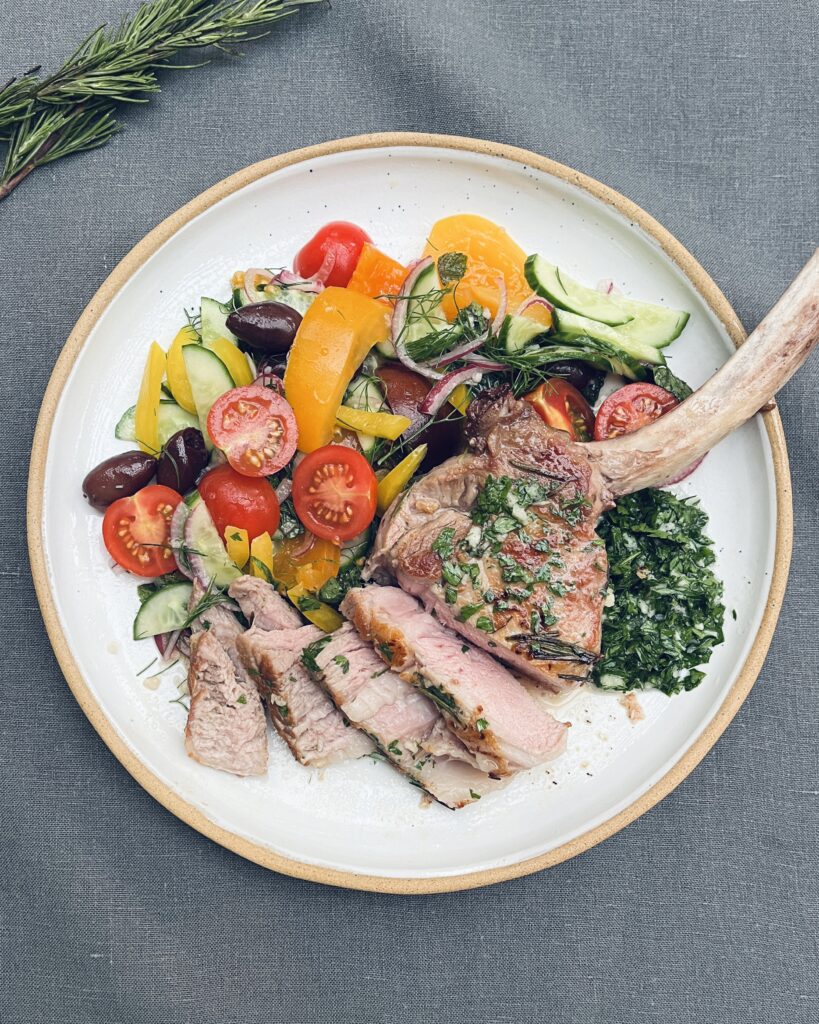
27,132,793,894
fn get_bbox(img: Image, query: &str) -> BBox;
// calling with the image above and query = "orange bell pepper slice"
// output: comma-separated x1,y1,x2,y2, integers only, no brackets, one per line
283,287,391,452
423,214,532,321
347,243,407,304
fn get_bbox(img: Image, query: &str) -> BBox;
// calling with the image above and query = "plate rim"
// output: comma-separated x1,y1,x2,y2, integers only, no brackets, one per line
27,131,793,894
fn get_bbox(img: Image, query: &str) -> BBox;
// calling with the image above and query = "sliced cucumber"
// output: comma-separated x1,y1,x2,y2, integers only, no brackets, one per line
344,374,386,455
182,344,236,449
200,296,237,346
184,498,241,588
264,283,316,317
133,581,193,640
525,255,633,326
602,296,689,348
498,313,551,354
115,401,199,445
553,309,666,366
404,262,447,347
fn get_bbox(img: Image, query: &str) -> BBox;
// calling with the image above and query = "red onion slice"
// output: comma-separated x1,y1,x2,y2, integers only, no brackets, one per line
169,501,192,579
269,269,325,294
434,329,489,368
663,454,706,486
419,366,482,416
490,276,508,335
391,257,443,380
517,295,555,317
462,353,508,371
244,268,273,303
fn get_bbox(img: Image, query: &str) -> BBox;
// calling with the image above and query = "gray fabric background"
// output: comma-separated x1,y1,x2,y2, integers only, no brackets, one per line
2,2,818,1022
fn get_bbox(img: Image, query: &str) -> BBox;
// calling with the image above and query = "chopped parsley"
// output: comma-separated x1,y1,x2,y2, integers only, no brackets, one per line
456,602,484,622
432,527,456,559
387,740,402,756
236,694,247,705
475,616,495,633
653,366,693,402
475,717,488,733
469,789,482,800
301,636,332,674
595,489,725,695
297,594,322,612
333,655,350,674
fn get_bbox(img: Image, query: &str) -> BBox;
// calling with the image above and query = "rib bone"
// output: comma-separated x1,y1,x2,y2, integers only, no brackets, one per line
585,250,819,495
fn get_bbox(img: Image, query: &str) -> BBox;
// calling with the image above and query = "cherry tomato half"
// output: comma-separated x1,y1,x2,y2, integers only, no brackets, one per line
593,381,703,482
525,379,595,441
292,445,377,544
102,484,182,577
293,221,372,288
207,385,298,477
199,464,280,540
593,382,678,440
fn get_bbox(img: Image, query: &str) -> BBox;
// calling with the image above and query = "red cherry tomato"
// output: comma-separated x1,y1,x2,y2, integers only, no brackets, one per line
207,385,297,477
593,381,703,482
524,379,595,441
292,445,377,544
293,221,372,288
102,484,182,577
199,464,281,539
593,382,678,440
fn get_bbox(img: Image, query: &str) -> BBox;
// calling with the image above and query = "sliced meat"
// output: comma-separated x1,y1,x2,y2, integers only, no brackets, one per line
188,579,244,654
367,390,607,691
184,630,268,776
236,624,373,768
228,576,301,631
341,586,568,775
306,623,504,808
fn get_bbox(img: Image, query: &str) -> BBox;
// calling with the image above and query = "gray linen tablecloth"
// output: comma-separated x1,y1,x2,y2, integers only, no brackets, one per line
2,2,818,1021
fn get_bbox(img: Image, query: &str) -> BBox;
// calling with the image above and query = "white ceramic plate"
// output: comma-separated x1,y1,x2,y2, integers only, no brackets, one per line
28,135,791,893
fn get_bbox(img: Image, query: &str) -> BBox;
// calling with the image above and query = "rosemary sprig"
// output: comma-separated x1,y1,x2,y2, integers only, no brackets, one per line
0,0,323,201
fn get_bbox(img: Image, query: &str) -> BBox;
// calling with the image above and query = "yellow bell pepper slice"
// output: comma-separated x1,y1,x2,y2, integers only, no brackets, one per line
287,584,343,633
134,342,167,454
376,444,428,515
335,405,411,440
224,525,249,569
269,535,340,591
448,383,471,415
166,325,198,413
284,288,391,452
249,531,275,582
205,336,254,387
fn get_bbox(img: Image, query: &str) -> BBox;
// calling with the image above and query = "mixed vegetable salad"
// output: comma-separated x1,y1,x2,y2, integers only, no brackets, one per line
82,214,724,694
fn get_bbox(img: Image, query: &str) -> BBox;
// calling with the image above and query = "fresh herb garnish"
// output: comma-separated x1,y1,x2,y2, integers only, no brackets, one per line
595,489,724,695
437,251,467,285
475,717,488,733
300,636,332,674
387,740,402,756
333,654,350,674
653,366,694,402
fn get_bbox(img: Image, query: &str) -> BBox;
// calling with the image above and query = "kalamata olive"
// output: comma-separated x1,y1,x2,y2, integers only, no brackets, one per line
82,451,156,510
376,366,464,470
156,428,209,493
226,301,302,353
546,360,595,390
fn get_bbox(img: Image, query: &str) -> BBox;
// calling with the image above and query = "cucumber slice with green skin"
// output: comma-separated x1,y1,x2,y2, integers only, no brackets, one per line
264,283,316,317
183,498,241,589
404,262,447,348
601,296,689,348
525,255,634,327
553,309,667,366
499,313,551,354
182,344,236,449
200,296,238,346
133,581,193,640
344,374,386,455
115,401,199,445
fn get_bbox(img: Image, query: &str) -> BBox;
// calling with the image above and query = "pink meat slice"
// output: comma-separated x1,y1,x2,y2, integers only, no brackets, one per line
308,624,504,808
236,624,373,768
228,576,301,631
341,586,569,776
184,630,268,777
